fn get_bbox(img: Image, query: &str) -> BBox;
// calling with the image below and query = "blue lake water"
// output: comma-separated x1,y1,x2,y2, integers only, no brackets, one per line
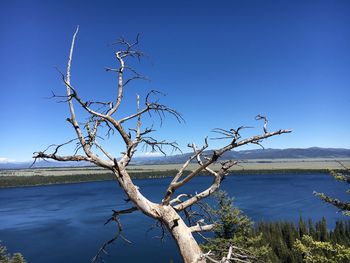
0,173,349,263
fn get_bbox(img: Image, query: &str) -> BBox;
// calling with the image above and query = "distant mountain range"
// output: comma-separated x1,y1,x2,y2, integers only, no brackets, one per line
0,160,93,170
131,147,350,165
1,147,350,170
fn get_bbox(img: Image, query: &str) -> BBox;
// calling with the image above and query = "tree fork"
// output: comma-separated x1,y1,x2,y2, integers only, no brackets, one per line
33,27,291,262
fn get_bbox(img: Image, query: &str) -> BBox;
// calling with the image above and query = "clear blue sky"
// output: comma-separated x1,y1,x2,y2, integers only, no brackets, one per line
0,0,349,162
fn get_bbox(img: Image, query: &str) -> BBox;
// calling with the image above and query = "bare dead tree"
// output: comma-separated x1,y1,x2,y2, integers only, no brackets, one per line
202,245,263,263
33,27,291,263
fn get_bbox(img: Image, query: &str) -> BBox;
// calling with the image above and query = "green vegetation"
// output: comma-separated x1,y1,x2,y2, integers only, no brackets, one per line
0,170,188,188
201,191,350,263
1,159,345,189
0,243,26,263
314,167,350,216
201,191,271,262
253,218,350,262
294,235,350,263
293,165,350,262
228,169,329,174
0,168,331,188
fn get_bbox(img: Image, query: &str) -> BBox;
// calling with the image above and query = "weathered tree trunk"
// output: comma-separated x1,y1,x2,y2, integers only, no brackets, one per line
34,28,291,263
115,168,206,262
159,205,206,263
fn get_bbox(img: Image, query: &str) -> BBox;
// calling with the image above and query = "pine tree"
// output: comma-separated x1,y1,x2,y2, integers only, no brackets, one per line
308,219,316,238
294,235,350,263
11,253,26,263
319,217,329,242
298,217,308,238
0,243,10,263
314,163,350,216
201,191,270,262
252,218,350,263
0,243,25,263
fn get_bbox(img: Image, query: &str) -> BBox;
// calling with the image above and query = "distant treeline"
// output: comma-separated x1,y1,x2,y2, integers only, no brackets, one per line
0,169,330,188
252,217,350,262
0,170,183,188
229,169,329,174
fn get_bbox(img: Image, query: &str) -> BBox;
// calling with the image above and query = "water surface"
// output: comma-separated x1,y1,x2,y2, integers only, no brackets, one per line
0,173,348,262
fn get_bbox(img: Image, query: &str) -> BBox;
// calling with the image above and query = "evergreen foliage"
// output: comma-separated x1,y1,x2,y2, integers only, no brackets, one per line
201,191,350,263
0,243,26,263
253,218,350,263
0,170,190,188
10,254,26,263
293,235,350,263
201,191,271,262
314,166,350,216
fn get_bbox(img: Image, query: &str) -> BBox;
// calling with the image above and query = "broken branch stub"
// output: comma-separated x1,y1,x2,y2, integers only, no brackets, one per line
33,28,291,263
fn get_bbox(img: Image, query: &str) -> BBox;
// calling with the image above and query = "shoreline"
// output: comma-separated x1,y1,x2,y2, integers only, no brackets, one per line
2,158,348,189
0,168,332,189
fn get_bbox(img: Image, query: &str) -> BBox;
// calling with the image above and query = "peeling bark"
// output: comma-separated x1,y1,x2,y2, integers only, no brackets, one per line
33,28,291,263
159,205,206,263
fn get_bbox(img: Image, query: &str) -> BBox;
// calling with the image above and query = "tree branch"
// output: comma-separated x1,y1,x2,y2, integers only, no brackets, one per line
172,129,291,210
92,207,138,263
163,139,209,205
64,26,90,156
34,30,292,263
33,151,90,162
190,223,215,233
